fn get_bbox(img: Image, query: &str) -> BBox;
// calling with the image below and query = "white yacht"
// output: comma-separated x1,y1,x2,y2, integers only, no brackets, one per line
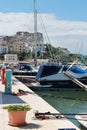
35,63,87,90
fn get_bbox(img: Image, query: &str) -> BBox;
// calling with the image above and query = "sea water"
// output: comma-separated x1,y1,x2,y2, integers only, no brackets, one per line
33,90,87,130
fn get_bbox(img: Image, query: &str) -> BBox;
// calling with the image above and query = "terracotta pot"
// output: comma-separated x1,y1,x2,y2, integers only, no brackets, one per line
8,111,27,126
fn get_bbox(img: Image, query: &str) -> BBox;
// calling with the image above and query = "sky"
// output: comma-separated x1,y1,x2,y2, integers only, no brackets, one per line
0,0,87,55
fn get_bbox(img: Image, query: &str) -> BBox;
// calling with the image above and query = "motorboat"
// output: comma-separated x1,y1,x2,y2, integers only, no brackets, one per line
35,63,87,90
75,114,87,128
12,62,38,76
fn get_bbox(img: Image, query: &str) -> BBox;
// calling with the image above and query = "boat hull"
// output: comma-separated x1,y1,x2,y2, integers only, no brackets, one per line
39,79,87,89
16,76,87,91
13,71,37,76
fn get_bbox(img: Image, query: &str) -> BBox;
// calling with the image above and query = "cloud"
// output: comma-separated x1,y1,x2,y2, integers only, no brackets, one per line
0,12,87,54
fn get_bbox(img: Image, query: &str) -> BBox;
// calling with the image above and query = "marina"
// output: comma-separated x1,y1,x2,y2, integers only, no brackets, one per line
0,0,87,130
1,62,87,130
0,75,80,130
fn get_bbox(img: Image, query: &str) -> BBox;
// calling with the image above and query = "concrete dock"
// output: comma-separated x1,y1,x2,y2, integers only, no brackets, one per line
0,77,80,130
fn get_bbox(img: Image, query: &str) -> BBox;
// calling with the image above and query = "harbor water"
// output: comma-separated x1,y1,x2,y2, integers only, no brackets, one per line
32,89,87,130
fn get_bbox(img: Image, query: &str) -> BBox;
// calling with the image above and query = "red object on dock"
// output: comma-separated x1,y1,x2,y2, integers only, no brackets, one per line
1,67,6,84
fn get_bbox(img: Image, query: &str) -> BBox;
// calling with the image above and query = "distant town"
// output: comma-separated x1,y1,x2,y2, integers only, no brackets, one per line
0,31,87,64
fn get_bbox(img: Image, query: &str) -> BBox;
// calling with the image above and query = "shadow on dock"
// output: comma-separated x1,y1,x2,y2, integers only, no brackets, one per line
1,92,25,104
19,123,42,129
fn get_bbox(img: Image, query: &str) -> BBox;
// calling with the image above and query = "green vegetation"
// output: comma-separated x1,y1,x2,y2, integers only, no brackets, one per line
0,43,87,64
3,104,31,111
0,54,4,60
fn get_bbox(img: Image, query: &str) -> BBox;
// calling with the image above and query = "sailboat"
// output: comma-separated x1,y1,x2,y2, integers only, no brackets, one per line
13,0,39,77
13,0,87,91
13,0,47,83
27,1,87,90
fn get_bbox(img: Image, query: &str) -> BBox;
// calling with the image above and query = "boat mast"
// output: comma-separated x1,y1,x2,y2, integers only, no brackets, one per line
34,0,37,66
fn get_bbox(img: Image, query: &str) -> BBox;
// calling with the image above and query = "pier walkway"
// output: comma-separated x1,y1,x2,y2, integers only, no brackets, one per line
0,77,80,130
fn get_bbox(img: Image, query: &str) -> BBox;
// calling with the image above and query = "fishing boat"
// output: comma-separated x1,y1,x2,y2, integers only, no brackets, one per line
75,114,87,128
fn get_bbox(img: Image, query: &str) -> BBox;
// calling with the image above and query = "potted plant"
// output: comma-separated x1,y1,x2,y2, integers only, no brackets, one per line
2,104,31,126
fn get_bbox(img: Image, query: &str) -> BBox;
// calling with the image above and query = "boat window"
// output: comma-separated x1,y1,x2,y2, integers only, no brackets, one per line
18,64,32,71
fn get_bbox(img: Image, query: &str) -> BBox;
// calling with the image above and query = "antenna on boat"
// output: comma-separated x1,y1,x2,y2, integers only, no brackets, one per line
34,0,37,66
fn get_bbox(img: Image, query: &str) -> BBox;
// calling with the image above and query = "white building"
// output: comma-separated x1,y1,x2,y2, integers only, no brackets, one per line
0,43,8,54
4,54,18,62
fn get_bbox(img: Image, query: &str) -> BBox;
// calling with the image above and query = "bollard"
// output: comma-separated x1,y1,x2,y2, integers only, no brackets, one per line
1,67,6,84
5,69,12,94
